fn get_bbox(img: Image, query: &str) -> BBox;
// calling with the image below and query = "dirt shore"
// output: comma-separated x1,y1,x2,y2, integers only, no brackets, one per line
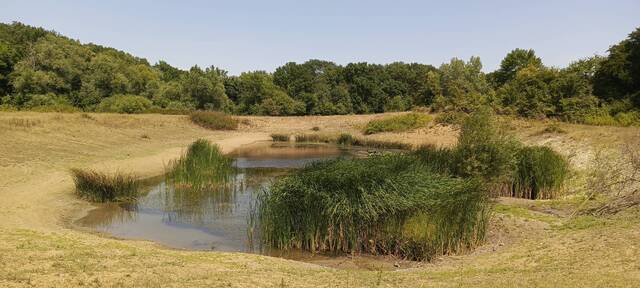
1,111,639,287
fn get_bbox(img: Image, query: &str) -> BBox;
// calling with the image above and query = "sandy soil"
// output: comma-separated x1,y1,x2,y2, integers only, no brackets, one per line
1,111,639,287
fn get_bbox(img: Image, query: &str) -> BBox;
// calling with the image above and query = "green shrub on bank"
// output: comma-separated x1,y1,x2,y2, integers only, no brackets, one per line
167,139,234,190
190,111,238,130
363,112,432,135
257,154,489,261
71,169,139,202
453,108,520,182
97,95,153,114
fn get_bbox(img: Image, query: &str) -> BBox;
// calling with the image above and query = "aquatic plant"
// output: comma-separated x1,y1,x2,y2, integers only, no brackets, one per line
167,139,234,190
257,154,489,261
270,134,290,142
508,146,569,199
294,133,334,143
363,112,432,135
414,144,455,174
71,169,140,202
190,111,239,130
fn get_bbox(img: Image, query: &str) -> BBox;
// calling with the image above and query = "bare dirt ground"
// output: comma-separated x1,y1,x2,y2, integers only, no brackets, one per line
0,111,639,287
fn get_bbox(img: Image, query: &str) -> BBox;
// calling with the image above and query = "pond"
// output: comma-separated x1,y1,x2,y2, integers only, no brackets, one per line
77,142,362,253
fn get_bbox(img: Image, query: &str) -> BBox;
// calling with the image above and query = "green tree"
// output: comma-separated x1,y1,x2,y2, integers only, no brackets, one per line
494,48,543,86
594,27,640,106
434,57,492,112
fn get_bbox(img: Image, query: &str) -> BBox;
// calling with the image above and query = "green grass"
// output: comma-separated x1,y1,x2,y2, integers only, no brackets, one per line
493,204,557,224
256,154,490,261
190,111,238,130
167,139,234,190
363,112,432,135
70,169,139,202
270,133,290,142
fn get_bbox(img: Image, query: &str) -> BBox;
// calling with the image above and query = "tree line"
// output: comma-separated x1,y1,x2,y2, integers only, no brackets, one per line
1,22,638,125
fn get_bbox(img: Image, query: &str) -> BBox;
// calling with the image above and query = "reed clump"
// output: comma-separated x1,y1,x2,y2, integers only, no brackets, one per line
508,146,569,199
257,154,490,261
190,111,238,130
363,112,432,135
71,169,139,202
270,133,290,142
294,133,334,143
167,139,234,190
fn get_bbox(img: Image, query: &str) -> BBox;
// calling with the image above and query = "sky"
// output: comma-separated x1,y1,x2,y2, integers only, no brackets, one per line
1,0,638,75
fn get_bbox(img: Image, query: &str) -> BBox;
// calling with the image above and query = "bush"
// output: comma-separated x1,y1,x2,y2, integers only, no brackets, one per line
190,111,238,130
71,169,139,202
434,111,469,125
363,112,432,135
257,155,489,261
97,94,153,114
23,93,79,113
453,108,519,182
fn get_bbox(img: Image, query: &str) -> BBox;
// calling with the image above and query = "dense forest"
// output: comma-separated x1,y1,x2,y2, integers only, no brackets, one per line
0,22,638,125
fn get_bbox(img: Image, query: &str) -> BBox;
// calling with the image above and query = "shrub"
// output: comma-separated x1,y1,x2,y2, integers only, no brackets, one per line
71,169,139,202
190,111,238,130
434,111,469,125
97,94,153,114
363,112,432,135
509,146,569,199
337,133,354,145
453,108,519,183
257,154,489,261
23,93,79,113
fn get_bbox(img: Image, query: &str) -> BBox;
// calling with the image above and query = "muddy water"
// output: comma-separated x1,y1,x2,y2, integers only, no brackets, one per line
77,142,419,270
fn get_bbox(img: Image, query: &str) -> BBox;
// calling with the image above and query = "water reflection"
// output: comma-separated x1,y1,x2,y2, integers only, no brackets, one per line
77,142,352,252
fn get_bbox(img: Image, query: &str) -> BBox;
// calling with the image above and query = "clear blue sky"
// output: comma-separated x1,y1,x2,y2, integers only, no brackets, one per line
1,0,638,75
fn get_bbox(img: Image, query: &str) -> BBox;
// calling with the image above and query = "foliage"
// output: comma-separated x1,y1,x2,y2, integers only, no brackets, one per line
71,168,139,202
1,22,639,123
96,94,153,114
167,139,234,190
256,154,490,260
363,112,432,134
189,111,238,130
509,146,569,199
453,108,519,182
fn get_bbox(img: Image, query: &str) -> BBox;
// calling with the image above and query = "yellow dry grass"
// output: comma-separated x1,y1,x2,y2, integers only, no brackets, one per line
0,111,639,287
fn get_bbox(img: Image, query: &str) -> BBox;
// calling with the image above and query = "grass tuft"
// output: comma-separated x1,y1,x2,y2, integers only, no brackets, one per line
71,169,139,202
190,111,238,130
363,113,431,135
167,139,234,190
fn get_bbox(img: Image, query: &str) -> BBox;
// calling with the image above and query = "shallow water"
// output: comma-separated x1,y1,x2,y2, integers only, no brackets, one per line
77,142,355,253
